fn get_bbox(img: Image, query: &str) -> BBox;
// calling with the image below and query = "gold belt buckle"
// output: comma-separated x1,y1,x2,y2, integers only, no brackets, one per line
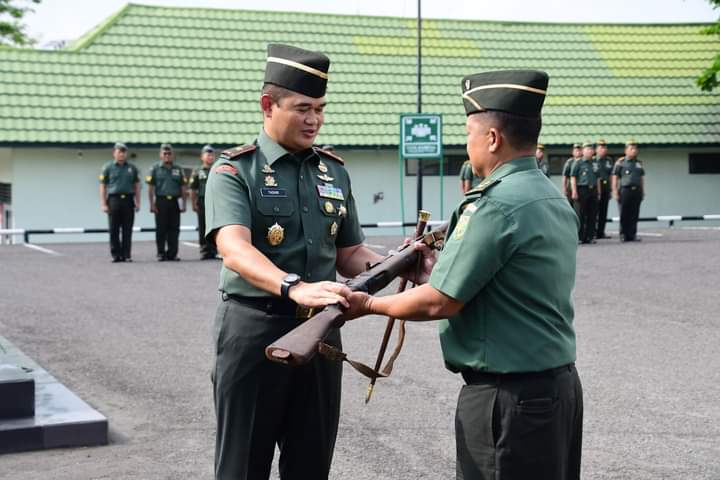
166,195,173,200
295,305,316,320
120,194,126,199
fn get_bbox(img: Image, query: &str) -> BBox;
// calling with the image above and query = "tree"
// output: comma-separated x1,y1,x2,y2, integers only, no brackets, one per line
697,0,720,91
0,0,41,47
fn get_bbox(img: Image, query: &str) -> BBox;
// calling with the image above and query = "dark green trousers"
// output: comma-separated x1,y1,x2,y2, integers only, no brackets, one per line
212,296,342,480
456,365,583,480
620,186,643,241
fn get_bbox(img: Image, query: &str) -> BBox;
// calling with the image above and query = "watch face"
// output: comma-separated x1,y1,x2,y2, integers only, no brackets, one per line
285,273,301,284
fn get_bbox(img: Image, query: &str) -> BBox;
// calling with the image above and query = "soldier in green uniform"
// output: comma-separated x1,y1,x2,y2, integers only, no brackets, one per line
203,44,385,480
190,145,217,259
561,143,582,210
146,143,187,261
535,143,550,177
345,70,583,480
459,159,480,193
571,141,601,244
594,139,614,239
99,142,140,262
612,139,645,242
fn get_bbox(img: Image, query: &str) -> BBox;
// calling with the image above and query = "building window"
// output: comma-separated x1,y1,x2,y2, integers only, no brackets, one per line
405,155,466,176
689,153,720,174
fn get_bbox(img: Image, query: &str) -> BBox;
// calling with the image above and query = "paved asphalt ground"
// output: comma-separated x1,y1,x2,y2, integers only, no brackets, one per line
1,227,719,480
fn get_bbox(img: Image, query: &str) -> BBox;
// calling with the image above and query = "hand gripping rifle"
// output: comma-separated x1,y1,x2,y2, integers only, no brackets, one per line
265,218,448,376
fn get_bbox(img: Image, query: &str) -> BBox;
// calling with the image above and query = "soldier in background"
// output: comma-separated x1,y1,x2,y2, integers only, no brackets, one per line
535,143,550,177
99,142,140,262
147,143,187,261
612,139,645,242
561,143,582,209
459,159,480,193
189,145,217,260
571,141,601,244
594,139,614,239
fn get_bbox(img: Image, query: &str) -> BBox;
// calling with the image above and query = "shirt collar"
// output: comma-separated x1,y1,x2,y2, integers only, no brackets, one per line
484,155,538,183
257,129,290,166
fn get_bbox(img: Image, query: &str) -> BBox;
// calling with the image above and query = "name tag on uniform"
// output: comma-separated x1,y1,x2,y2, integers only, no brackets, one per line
317,185,344,201
261,187,287,198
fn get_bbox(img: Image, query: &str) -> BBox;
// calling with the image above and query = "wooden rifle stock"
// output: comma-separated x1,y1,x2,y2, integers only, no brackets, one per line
265,221,448,366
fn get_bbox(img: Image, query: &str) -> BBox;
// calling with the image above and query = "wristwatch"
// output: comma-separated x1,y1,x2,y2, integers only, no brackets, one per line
280,273,301,299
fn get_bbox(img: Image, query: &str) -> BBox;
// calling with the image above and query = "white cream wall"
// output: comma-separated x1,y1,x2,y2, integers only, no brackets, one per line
0,148,12,182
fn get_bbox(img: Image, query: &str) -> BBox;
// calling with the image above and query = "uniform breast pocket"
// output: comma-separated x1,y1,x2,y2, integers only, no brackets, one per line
257,198,295,218
317,198,343,244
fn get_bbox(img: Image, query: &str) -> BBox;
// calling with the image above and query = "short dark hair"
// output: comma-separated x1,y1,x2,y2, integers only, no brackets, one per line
478,111,542,150
262,83,295,106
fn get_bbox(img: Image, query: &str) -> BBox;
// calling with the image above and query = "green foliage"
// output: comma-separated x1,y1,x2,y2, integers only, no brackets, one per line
697,0,720,91
0,0,41,47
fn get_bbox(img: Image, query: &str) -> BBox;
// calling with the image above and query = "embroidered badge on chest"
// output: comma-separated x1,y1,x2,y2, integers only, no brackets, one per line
317,173,334,182
324,201,335,214
262,164,275,174
329,221,338,237
264,175,278,187
318,160,329,173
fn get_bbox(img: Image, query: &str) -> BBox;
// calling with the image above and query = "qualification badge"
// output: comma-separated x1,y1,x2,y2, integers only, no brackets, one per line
318,160,328,173
338,205,347,217
317,173,334,182
324,201,335,214
262,164,275,174
267,223,284,246
264,175,278,187
329,221,338,237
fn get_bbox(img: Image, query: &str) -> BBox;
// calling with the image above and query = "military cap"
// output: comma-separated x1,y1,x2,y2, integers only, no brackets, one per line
596,138,607,146
114,142,127,151
582,141,594,148
573,143,582,149
202,144,214,153
264,43,330,98
461,70,548,117
626,138,638,146
536,143,545,150
160,143,173,151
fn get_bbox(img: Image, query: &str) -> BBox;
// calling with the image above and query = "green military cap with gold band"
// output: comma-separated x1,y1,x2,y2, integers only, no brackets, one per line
626,138,638,146
573,143,582,149
461,69,548,118
582,141,593,148
596,138,607,146
536,143,545,150
264,43,330,98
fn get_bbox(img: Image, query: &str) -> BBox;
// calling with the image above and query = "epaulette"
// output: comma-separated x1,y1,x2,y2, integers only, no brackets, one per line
221,144,256,159
315,147,345,164
615,156,625,164
466,178,501,196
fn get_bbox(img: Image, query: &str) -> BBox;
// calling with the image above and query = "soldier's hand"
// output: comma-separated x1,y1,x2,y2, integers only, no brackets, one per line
101,204,109,213
180,206,186,213
397,240,436,284
192,202,198,212
341,291,374,321
135,204,140,212
288,281,351,309
571,191,578,201
150,205,158,214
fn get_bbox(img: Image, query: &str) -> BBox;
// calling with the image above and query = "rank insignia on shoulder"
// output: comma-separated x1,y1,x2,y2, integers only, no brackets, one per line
98,175,105,181
466,178,501,196
262,164,275,174
215,164,238,176
221,144,257,159
315,147,345,164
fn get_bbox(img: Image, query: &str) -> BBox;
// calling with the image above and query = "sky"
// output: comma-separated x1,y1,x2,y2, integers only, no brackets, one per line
16,0,720,47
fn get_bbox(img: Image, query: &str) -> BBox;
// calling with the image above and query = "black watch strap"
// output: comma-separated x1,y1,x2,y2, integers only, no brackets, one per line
281,273,301,299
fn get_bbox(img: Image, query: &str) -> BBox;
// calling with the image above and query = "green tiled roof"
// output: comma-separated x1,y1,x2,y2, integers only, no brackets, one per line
1,3,719,146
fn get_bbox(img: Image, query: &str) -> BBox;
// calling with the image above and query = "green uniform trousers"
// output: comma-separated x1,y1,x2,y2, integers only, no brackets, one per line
455,364,583,480
212,295,342,480
620,187,643,241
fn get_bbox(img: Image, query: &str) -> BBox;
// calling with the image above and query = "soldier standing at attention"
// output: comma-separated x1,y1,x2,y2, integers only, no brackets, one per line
190,145,217,260
147,143,187,261
594,139,614,239
345,70,583,480
535,143,550,177
203,44,389,480
99,142,140,262
571,141,601,244
459,159,480,193
561,143,582,208
612,139,645,242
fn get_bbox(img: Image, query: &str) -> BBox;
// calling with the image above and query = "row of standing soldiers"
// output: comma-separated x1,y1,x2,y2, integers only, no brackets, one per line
461,140,645,243
561,139,645,243
98,142,218,262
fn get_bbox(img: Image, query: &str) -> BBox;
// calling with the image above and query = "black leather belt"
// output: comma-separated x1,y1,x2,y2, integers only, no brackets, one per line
221,292,316,319
158,195,179,200
461,363,574,385
621,186,639,191
108,193,133,198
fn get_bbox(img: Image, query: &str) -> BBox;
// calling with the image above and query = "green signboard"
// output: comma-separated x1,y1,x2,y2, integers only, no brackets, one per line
400,114,443,158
